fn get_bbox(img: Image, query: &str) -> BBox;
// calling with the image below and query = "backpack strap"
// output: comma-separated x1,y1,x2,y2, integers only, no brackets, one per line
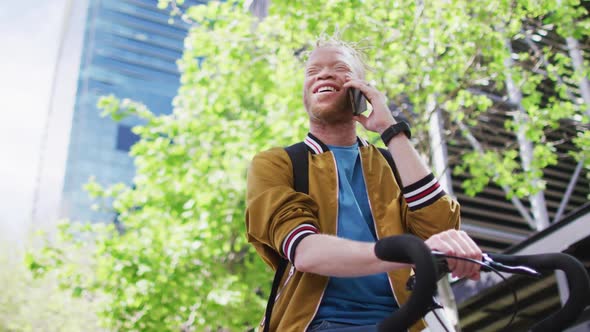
285,142,309,194
263,259,287,332
263,142,309,332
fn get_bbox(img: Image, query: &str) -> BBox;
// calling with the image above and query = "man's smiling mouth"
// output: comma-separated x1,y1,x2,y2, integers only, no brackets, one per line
313,84,340,94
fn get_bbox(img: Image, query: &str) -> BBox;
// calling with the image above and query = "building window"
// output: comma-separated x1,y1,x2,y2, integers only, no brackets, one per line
116,124,140,151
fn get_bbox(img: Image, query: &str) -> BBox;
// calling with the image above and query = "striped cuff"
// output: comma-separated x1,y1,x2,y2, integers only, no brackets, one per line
282,224,318,263
403,173,446,210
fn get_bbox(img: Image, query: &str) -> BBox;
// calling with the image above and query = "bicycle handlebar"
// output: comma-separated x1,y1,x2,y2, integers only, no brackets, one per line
374,235,590,332
374,234,438,332
486,252,590,331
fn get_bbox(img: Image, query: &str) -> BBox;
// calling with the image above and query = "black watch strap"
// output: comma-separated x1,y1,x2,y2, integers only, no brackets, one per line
381,121,411,146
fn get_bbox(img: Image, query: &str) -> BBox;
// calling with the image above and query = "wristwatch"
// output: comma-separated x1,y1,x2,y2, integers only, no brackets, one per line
381,121,411,145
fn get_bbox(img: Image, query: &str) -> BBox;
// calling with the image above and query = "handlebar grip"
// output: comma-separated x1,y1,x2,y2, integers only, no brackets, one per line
374,234,438,332
488,252,590,331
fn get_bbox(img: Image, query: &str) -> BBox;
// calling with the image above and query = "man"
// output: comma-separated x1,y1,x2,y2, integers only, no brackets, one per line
245,36,482,332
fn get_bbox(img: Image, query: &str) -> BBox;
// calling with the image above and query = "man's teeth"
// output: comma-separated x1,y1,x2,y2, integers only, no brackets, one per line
318,86,336,93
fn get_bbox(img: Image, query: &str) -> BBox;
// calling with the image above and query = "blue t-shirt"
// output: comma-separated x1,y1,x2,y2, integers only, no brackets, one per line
313,143,398,325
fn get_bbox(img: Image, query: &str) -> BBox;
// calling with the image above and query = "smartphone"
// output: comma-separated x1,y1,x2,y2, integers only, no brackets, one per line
348,88,368,115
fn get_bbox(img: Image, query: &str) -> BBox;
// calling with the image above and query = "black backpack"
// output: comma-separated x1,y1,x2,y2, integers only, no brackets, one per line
262,141,398,332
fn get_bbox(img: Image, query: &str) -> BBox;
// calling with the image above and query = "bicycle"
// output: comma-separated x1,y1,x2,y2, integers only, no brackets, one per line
373,234,590,332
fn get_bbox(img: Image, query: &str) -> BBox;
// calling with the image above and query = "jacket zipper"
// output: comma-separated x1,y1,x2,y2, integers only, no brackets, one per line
303,153,339,331
260,264,295,328
274,265,295,302
359,148,402,308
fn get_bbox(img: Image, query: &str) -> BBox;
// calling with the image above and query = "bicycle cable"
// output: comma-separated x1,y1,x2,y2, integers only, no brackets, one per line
431,254,519,332
432,307,451,332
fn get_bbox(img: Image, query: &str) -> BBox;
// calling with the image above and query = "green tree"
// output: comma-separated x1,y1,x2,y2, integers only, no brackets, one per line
0,238,100,332
28,0,589,331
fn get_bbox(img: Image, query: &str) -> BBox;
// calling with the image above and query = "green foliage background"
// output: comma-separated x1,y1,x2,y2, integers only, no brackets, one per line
22,0,589,331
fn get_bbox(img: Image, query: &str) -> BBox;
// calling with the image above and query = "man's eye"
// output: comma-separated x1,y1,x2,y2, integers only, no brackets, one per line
306,69,319,75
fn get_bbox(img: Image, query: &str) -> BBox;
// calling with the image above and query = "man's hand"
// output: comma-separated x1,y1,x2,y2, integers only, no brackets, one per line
425,230,482,281
342,77,395,134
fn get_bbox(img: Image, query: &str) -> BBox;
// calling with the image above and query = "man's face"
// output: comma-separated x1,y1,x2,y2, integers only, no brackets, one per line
303,46,363,123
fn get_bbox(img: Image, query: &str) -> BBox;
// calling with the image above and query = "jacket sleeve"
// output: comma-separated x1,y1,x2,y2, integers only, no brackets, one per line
245,148,320,270
400,173,461,240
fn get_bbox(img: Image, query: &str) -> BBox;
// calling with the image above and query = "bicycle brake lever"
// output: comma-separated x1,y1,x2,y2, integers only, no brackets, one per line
407,251,542,291
482,253,542,278
432,251,542,278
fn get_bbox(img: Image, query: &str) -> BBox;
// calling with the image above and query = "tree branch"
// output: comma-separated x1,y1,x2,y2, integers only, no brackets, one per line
503,35,550,230
564,36,590,118
455,120,536,227
522,31,578,103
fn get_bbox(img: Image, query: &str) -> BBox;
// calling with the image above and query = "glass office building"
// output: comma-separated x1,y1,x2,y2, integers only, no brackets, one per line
47,0,203,222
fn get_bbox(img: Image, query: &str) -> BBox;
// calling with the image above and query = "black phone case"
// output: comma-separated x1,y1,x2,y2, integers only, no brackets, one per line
349,88,367,115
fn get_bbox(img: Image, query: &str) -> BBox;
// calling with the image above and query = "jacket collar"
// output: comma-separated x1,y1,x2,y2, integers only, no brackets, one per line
304,132,369,155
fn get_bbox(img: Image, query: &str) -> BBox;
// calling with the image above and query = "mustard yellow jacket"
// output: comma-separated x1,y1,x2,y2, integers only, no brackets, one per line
246,133,460,332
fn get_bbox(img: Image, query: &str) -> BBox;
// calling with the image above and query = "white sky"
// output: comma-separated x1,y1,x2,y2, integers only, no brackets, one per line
0,0,68,244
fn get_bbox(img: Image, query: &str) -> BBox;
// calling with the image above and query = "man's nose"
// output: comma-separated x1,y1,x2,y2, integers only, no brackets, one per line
317,67,334,80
